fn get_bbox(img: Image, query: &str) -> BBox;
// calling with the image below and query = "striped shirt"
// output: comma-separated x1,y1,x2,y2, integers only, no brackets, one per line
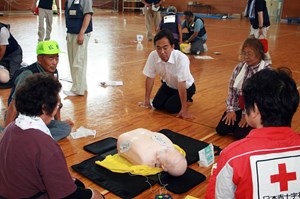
226,60,270,112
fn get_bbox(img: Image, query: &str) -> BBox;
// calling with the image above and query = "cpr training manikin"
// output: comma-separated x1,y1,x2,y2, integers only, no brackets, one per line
117,128,187,176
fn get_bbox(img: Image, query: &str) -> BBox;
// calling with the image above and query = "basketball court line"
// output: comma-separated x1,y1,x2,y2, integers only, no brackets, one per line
200,131,217,141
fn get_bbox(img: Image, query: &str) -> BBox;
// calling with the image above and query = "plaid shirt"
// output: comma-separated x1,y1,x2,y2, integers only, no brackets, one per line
226,61,270,112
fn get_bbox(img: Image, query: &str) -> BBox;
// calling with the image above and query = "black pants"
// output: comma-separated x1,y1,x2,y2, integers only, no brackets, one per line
216,110,252,140
152,82,196,114
174,39,180,50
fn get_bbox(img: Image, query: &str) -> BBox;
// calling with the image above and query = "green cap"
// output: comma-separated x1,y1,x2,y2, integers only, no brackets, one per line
36,40,61,55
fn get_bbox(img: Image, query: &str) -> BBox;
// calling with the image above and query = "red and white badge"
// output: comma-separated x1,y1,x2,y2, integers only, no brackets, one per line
250,150,300,198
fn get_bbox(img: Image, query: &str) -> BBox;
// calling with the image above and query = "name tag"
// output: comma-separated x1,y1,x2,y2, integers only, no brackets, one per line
69,10,76,15
164,15,176,23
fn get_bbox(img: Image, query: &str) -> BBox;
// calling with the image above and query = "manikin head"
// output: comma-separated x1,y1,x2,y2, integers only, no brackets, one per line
156,147,187,176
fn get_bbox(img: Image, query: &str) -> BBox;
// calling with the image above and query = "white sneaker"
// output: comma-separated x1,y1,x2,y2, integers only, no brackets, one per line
203,43,208,52
63,90,81,97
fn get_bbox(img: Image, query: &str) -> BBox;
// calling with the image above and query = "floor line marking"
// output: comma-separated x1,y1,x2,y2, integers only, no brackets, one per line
200,131,217,141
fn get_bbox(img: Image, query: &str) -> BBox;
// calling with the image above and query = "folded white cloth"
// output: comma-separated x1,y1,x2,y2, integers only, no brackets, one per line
71,126,96,139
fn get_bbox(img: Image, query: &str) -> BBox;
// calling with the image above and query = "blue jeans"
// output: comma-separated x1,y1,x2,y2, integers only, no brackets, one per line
48,120,71,141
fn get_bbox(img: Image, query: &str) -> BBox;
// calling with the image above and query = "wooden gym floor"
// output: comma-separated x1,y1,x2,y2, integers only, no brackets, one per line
0,10,300,198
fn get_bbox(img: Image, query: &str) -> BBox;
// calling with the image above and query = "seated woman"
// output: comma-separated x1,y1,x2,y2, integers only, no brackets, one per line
117,128,187,176
0,74,103,199
216,37,271,139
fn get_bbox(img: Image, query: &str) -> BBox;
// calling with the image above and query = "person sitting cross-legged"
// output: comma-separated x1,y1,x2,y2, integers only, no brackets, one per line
5,40,73,141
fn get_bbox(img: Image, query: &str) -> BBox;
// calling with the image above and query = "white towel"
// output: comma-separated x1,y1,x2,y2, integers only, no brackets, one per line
71,126,97,139
233,60,266,90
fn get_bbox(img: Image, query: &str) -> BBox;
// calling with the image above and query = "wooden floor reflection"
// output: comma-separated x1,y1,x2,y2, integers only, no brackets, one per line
0,10,300,198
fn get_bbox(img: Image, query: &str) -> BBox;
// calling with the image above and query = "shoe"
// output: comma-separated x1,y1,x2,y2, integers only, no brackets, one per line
203,43,208,52
63,90,81,97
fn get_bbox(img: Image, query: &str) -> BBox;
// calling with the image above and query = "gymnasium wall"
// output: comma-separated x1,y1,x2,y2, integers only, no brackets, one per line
281,0,300,19
0,0,113,12
165,0,247,15
163,0,300,18
0,0,299,20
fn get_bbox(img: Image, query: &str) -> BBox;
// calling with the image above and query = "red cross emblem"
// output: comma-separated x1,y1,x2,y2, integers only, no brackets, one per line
270,163,297,191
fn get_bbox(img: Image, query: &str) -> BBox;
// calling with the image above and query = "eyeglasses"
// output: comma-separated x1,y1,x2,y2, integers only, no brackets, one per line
241,51,255,57
57,102,63,109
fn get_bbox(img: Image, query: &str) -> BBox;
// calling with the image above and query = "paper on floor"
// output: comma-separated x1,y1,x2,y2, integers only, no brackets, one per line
194,55,214,60
98,81,123,86
59,77,72,83
71,126,96,139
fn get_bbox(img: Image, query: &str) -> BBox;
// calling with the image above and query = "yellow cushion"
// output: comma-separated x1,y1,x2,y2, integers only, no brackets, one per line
180,43,191,54
95,144,186,176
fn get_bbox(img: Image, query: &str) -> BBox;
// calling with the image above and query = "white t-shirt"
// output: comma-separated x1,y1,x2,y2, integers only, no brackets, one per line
0,26,10,45
143,49,194,89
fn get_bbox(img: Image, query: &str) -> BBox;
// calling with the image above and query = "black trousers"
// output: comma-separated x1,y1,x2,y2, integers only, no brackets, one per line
152,82,196,114
216,110,253,140
174,39,180,50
